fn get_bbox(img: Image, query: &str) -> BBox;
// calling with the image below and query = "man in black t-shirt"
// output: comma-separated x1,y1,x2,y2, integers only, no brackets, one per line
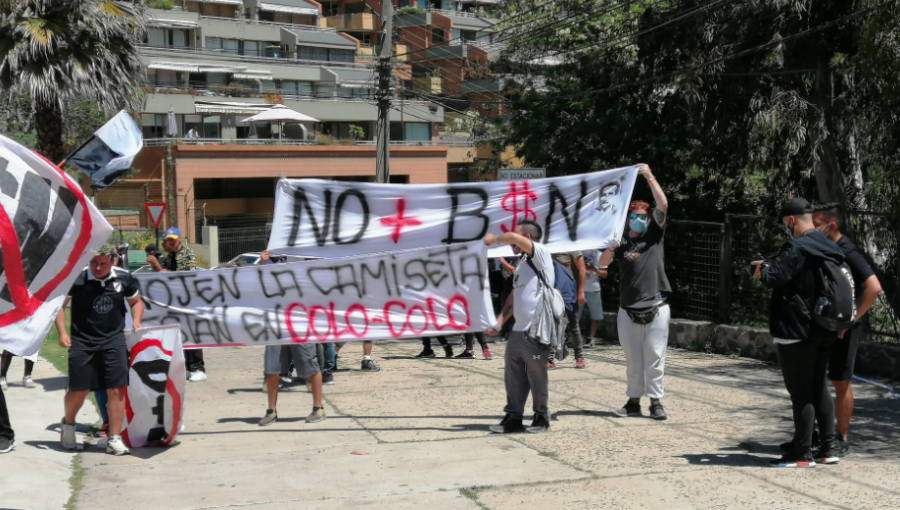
812,203,882,455
55,244,143,456
599,164,671,421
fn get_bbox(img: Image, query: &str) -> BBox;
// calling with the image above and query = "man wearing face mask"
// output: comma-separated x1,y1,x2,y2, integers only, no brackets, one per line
598,164,670,421
752,198,846,467
811,203,881,457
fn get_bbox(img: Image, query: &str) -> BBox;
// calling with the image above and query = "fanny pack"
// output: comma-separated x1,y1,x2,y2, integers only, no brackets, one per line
625,304,660,325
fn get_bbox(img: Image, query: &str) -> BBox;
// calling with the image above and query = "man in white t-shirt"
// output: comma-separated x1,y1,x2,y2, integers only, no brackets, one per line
484,219,554,434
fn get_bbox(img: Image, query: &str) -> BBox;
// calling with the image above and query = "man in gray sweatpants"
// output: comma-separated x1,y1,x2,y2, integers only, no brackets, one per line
484,219,555,434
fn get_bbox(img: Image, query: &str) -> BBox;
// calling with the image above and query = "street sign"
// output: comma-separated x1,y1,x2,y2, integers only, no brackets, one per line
144,202,167,228
498,168,546,181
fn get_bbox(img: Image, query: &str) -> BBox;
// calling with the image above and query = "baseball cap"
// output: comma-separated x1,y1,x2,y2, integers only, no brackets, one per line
778,198,812,218
164,227,181,240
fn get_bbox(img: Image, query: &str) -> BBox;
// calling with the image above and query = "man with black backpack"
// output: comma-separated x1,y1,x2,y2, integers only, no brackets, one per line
753,198,854,468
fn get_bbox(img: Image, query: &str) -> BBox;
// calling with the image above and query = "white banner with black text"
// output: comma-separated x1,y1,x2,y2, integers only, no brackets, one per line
135,241,494,347
268,166,638,258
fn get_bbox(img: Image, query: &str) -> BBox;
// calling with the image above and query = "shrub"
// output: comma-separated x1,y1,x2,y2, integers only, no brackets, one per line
150,0,174,10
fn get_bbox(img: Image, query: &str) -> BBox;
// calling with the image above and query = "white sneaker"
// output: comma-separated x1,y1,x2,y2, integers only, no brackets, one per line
106,434,131,456
22,376,35,389
280,376,292,385
0,377,7,391
188,370,207,382
61,418,77,450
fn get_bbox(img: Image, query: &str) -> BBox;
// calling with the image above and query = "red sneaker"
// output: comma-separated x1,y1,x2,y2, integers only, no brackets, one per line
546,361,556,369
483,348,493,360
575,358,586,369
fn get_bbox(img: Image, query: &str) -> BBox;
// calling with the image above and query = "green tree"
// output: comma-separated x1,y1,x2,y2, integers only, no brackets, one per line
0,1,148,162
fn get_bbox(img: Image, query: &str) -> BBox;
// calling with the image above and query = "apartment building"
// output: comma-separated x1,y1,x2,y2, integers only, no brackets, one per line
141,0,443,142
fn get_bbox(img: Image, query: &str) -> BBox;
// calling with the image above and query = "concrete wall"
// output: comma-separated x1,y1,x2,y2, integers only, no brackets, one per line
191,226,220,268
592,313,900,380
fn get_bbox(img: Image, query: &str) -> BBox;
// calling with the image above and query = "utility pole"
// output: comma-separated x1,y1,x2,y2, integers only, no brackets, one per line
374,0,393,183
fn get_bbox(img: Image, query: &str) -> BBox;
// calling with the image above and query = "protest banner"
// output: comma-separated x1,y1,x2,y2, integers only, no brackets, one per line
122,325,186,448
268,166,638,258
0,135,113,357
135,241,494,347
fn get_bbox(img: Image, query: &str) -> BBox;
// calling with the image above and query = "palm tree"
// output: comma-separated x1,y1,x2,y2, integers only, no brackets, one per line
0,1,147,162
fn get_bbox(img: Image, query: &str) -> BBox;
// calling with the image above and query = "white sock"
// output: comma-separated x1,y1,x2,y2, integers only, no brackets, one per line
363,355,372,361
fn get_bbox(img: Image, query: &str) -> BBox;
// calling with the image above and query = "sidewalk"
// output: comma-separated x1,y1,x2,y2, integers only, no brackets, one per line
5,341,899,510
1,356,99,510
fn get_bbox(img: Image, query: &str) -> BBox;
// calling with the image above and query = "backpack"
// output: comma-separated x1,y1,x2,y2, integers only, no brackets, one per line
811,258,856,332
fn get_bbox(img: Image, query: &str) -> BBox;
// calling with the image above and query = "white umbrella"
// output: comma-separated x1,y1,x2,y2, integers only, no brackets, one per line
242,104,319,140
166,106,178,137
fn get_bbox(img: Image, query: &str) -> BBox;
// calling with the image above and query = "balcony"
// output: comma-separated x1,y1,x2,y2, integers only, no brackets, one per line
140,44,372,70
324,12,374,31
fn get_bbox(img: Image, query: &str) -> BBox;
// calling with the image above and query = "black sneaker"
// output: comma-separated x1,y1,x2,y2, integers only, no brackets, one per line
527,412,551,433
812,446,840,465
836,438,850,457
614,399,642,417
0,437,15,454
454,350,475,359
361,359,381,372
769,451,816,468
415,349,436,359
443,345,454,358
780,430,820,452
322,371,335,385
649,399,668,420
489,413,526,434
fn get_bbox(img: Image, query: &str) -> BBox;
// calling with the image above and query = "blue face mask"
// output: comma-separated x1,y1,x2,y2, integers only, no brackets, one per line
630,217,648,233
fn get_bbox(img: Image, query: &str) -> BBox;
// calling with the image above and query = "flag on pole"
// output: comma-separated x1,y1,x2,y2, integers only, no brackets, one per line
0,134,113,356
66,111,143,190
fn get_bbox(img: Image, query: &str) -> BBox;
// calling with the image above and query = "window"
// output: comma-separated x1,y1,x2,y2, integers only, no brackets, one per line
223,39,239,54
298,45,328,61
202,115,221,138
431,28,445,44
171,29,187,47
207,73,227,87
188,72,207,89
148,28,167,46
184,115,202,137
344,2,367,14
405,122,430,141
338,86,369,98
242,41,259,57
297,82,314,96
141,114,164,139
330,48,354,62
149,69,179,86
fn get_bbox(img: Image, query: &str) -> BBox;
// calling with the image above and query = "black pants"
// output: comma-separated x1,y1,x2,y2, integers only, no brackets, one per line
422,337,450,350
777,335,836,455
549,307,584,362
2,350,34,377
185,349,205,372
464,332,488,351
0,384,13,441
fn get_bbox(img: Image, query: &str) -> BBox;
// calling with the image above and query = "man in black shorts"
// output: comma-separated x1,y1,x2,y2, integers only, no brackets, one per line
55,244,143,456
813,203,882,455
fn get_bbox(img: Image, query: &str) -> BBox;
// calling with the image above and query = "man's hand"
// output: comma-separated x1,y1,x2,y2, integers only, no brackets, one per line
132,321,143,332
751,260,763,277
260,250,270,263
597,268,608,278
577,291,586,306
486,327,499,335
638,163,653,179
483,233,497,246
58,332,71,349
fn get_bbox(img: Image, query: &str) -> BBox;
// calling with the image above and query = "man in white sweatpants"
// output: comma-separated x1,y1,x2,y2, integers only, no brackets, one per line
599,164,671,420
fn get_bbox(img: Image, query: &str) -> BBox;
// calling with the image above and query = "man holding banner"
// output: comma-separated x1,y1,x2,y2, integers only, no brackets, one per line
56,244,144,456
485,219,554,434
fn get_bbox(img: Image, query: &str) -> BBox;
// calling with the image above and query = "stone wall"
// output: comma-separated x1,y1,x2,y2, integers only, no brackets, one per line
591,312,900,380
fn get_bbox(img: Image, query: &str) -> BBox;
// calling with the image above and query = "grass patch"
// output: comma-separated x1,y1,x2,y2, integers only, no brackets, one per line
460,487,478,500
40,309,70,375
538,450,558,458
65,454,85,510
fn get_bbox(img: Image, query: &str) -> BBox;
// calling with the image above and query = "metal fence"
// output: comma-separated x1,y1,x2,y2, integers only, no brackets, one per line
600,213,900,344
204,213,273,263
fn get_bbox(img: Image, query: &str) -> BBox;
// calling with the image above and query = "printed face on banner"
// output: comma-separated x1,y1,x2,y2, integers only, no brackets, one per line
267,167,638,258
0,135,113,357
135,241,495,347
122,326,186,448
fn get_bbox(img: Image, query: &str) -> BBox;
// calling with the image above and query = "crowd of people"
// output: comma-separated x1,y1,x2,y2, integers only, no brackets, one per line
0,165,881,472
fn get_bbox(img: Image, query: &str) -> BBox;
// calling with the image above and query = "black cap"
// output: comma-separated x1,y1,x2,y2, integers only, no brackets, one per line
145,243,160,253
779,198,812,218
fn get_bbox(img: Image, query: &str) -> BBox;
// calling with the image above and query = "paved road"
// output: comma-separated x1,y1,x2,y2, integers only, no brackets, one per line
4,340,899,509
